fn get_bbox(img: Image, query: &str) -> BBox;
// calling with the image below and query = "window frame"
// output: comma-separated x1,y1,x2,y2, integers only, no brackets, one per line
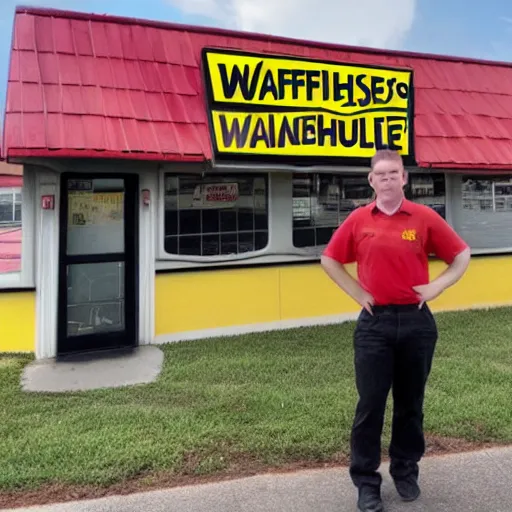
459,174,512,213
405,170,448,220
448,172,512,255
290,170,449,252
0,168,36,290
0,187,22,226
158,171,272,264
291,172,374,253
156,168,512,270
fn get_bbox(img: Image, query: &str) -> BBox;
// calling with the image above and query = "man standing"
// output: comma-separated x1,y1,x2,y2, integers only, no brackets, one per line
321,149,470,512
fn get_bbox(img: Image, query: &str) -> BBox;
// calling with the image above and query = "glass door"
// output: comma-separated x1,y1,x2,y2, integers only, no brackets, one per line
57,174,138,355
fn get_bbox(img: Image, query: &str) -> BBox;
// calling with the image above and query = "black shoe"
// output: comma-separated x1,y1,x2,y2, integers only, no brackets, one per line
393,475,421,502
357,485,384,512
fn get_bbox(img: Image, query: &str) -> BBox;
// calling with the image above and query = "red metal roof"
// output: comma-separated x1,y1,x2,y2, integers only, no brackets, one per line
4,6,512,168
0,175,22,187
0,162,23,176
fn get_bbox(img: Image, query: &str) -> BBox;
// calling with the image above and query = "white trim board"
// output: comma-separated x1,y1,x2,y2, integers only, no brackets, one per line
154,302,512,345
35,169,60,360
138,172,157,345
154,313,360,344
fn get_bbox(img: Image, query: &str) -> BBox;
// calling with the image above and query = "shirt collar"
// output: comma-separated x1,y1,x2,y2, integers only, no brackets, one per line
368,198,413,216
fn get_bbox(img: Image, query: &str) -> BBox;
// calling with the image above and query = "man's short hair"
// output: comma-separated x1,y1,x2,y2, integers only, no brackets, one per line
370,148,403,170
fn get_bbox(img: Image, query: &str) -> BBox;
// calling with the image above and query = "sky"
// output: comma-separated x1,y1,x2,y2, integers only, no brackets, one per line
1,0,512,120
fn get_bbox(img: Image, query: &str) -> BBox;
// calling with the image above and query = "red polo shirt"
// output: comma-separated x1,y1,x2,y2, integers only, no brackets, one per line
323,199,468,306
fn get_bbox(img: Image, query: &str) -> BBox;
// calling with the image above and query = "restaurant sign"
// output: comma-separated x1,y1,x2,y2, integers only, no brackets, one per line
202,48,415,165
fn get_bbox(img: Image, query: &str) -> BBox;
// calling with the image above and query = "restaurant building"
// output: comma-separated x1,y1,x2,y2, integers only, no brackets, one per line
2,6,512,358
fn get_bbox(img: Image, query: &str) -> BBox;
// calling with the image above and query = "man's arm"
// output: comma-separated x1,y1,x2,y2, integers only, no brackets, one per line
414,212,471,305
321,211,375,313
431,246,470,290
413,247,470,306
321,255,375,314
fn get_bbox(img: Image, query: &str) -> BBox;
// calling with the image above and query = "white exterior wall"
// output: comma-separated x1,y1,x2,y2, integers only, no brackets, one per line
7,160,157,359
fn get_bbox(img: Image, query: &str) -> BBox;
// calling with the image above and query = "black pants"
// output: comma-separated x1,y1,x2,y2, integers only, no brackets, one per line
349,303,438,489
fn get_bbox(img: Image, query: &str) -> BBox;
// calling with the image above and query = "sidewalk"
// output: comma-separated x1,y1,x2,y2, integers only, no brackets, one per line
8,447,512,512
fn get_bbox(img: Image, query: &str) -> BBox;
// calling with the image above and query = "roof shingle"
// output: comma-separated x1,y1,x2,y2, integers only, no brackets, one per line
4,6,512,168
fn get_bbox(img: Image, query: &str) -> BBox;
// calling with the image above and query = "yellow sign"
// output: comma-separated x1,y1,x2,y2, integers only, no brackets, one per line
68,191,124,227
202,49,414,163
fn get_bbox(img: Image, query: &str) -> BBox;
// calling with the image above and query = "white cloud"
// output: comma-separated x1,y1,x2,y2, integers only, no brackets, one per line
167,0,417,49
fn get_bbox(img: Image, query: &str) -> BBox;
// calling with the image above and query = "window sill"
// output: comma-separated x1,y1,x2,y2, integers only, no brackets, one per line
156,253,321,272
470,248,512,256
0,273,35,292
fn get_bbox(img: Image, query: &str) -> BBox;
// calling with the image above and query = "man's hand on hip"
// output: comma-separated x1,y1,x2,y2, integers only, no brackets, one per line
356,290,375,315
413,282,443,308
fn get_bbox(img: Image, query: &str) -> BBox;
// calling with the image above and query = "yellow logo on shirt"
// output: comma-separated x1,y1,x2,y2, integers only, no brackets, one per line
401,229,417,241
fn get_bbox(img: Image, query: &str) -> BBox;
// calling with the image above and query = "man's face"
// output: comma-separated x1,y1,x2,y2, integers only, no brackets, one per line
368,158,407,202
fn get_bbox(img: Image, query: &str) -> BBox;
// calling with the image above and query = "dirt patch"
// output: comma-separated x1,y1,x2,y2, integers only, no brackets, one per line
424,434,497,455
0,437,508,510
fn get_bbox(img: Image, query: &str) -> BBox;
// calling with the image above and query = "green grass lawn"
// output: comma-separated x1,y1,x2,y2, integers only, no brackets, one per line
2,307,512,494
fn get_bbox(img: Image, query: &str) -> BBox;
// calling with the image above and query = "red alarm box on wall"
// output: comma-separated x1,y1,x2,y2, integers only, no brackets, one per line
41,195,55,210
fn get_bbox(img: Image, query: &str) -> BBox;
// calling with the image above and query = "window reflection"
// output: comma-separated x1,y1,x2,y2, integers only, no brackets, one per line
67,262,125,337
292,174,373,248
293,172,447,249
0,188,22,225
406,174,446,218
462,176,512,213
164,174,269,256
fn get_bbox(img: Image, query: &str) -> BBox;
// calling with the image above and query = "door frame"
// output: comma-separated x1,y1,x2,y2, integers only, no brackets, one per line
56,172,139,356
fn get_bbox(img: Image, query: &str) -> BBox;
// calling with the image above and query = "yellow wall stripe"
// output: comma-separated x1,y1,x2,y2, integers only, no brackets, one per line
0,291,35,353
155,267,281,333
3,255,510,352
428,256,512,311
155,256,512,335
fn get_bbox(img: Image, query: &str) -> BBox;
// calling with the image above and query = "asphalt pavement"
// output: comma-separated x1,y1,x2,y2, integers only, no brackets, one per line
8,447,512,512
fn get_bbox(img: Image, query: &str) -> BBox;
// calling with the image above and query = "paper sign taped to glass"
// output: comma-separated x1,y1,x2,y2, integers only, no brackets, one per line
68,191,124,227
192,183,239,209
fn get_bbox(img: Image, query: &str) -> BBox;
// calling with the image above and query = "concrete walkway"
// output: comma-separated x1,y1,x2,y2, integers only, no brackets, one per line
21,346,164,392
9,447,512,512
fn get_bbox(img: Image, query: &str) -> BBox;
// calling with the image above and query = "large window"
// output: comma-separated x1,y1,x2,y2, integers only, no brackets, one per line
292,173,446,249
406,173,446,219
292,174,373,248
461,176,512,212
451,175,512,250
0,188,22,225
163,174,269,257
